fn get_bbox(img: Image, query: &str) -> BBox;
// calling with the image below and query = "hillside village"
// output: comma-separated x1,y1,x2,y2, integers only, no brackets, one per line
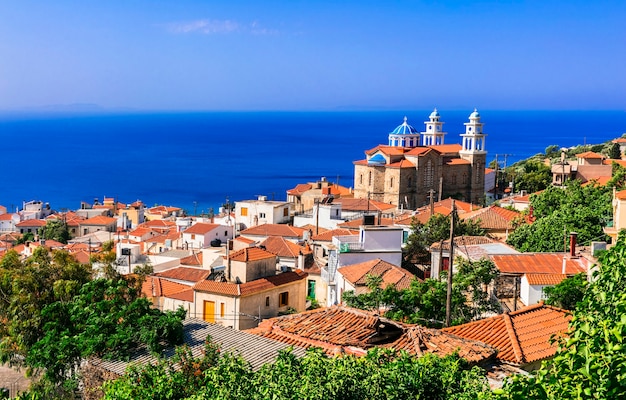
1,111,626,397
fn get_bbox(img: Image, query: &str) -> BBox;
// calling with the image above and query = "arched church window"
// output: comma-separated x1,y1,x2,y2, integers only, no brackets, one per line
390,177,394,188
368,171,372,186
360,174,363,185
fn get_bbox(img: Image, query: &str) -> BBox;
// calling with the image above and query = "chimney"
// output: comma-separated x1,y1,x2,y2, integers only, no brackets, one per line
569,232,578,257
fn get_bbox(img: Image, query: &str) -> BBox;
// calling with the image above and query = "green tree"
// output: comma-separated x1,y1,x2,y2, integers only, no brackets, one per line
511,159,552,194
39,219,70,244
345,258,500,327
403,212,485,267
104,342,493,400
499,231,626,399
27,278,186,383
608,141,622,159
543,273,587,310
15,231,35,245
506,181,610,252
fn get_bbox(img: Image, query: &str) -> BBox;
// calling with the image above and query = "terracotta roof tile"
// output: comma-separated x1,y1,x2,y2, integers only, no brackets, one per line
443,302,571,365
229,247,277,262
155,267,212,282
240,224,306,238
311,228,358,242
142,276,194,301
429,144,463,153
16,219,47,227
577,151,604,159
388,159,415,168
184,222,220,235
260,236,312,258
460,205,520,230
247,306,495,363
286,183,313,195
335,198,396,212
446,158,471,165
338,259,416,290
81,215,117,225
180,252,203,266
490,253,586,275
525,273,567,285
365,145,408,156
194,270,307,297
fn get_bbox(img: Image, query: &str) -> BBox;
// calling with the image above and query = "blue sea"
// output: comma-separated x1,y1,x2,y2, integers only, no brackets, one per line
1,110,625,214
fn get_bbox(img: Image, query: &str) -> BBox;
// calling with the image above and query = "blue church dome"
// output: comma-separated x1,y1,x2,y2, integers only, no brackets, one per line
469,108,480,119
390,117,419,135
368,154,386,165
429,108,440,118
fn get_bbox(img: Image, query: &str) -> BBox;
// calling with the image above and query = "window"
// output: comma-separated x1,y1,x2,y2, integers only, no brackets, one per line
265,296,270,307
220,302,225,318
279,292,289,307
224,231,228,236
360,174,363,184
424,160,434,187
259,212,266,218
283,208,289,217
191,234,195,240
368,171,372,185
241,207,248,216
390,177,394,188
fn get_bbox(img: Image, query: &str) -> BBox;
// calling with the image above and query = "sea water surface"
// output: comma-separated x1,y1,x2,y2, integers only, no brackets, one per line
0,110,625,214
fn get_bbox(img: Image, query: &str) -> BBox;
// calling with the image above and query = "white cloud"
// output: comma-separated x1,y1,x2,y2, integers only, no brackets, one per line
166,19,278,35
167,19,240,34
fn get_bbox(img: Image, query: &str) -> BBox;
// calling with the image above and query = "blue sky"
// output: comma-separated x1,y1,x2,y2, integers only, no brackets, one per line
0,0,624,111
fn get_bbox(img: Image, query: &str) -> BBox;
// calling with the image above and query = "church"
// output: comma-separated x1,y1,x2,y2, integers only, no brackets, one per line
353,109,487,210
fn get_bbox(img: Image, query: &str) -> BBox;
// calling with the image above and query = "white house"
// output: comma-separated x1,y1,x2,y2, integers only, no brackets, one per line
520,273,566,306
181,222,233,250
235,196,292,230
321,225,404,306
0,213,20,232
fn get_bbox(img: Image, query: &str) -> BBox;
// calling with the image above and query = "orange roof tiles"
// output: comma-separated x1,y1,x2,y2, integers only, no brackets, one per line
616,190,626,201
443,303,571,365
16,219,47,227
577,151,604,159
229,246,277,262
240,224,306,238
338,259,416,290
404,147,431,156
525,273,567,286
445,158,471,165
81,215,117,225
184,222,220,235
180,252,203,266
490,253,586,275
286,183,312,195
0,213,16,221
155,267,212,282
142,276,194,302
388,159,415,168
429,144,463,153
365,145,407,156
335,198,396,212
311,228,357,242
460,205,521,230
260,236,312,258
194,270,307,297
246,306,495,363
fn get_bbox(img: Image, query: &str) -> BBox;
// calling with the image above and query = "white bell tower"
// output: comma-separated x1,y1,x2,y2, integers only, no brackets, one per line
421,108,447,146
460,108,486,154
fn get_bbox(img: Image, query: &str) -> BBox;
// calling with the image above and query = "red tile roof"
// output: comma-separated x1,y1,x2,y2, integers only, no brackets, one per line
184,222,220,235
286,183,313,195
365,145,408,156
336,198,396,212
338,259,416,290
429,144,463,154
16,219,47,227
443,303,571,365
229,247,277,262
142,276,194,302
194,270,307,297
260,236,312,258
180,252,203,266
240,224,306,238
577,151,604,159
155,267,212,282
246,306,495,363
388,159,415,168
525,273,567,286
311,228,357,242
81,215,117,226
445,158,471,165
460,205,521,230
0,213,16,221
490,253,586,275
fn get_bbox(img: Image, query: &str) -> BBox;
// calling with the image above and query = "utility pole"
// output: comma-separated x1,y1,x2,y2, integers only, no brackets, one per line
445,199,455,327
427,189,435,217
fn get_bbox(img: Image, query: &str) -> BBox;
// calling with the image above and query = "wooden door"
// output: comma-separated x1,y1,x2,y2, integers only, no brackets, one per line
203,301,215,323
